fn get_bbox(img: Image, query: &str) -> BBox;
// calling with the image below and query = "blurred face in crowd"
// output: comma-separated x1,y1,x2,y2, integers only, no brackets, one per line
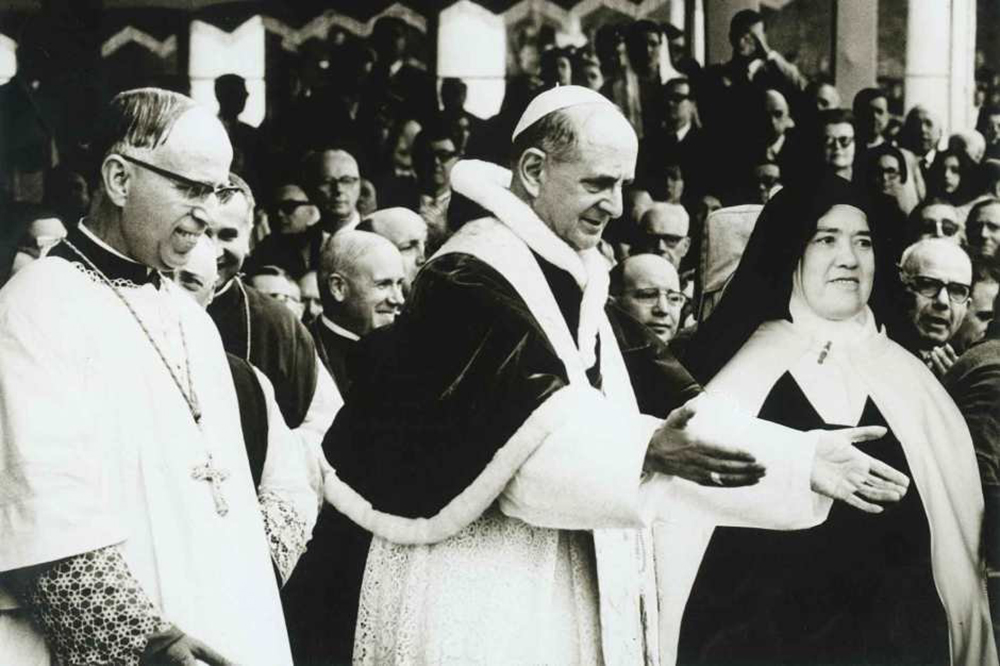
172,236,218,308
874,153,904,196
523,105,638,252
665,80,695,129
357,178,378,217
298,270,323,325
311,150,361,223
106,107,233,271
734,21,765,59
910,107,941,156
627,189,654,223
751,163,781,204
916,203,962,242
329,243,406,336
250,272,303,318
984,112,1000,146
813,83,840,111
272,185,319,234
860,95,889,142
555,54,573,86
941,155,962,195
950,131,986,163
799,205,874,321
952,278,998,351
823,122,855,172
367,208,428,294
971,202,1000,257
664,167,684,204
579,62,604,91
617,254,685,342
668,33,687,64
207,191,252,289
392,119,422,170
417,137,460,193
765,90,794,142
902,240,972,345
637,203,690,267
640,29,662,74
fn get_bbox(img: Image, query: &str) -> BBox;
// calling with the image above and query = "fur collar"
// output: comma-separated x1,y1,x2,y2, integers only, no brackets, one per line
450,160,609,367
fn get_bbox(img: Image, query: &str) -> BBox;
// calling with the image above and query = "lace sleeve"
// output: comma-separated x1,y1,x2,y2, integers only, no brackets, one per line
12,545,170,666
260,489,309,586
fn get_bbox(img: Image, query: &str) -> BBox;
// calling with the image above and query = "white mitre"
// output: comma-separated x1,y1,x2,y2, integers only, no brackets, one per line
511,85,618,141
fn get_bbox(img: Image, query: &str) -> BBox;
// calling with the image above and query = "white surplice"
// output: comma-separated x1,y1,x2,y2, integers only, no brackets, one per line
0,256,292,665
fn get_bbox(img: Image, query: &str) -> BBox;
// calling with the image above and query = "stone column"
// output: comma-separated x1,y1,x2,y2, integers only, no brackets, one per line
904,0,976,137
833,0,877,108
704,0,758,65
437,0,506,120
687,0,706,65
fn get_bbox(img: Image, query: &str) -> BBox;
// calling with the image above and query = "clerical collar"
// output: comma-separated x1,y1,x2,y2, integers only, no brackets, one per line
50,223,162,288
321,315,360,341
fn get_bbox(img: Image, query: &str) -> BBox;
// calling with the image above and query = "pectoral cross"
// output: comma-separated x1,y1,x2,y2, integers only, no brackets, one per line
192,454,229,517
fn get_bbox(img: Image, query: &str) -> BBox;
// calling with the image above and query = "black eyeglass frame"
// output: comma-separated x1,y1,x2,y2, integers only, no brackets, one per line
901,273,972,304
117,153,241,204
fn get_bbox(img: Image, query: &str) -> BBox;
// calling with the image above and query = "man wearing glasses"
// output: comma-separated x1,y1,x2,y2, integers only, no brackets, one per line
610,253,687,343
410,122,461,251
898,237,974,377
301,148,363,236
0,89,300,664
911,199,963,243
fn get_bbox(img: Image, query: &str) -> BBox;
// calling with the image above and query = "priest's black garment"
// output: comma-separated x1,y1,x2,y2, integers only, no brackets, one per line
677,372,949,666
283,249,700,664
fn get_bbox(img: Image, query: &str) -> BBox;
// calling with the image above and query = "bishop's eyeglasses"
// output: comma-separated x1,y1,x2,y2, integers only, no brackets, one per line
625,288,688,308
118,154,242,206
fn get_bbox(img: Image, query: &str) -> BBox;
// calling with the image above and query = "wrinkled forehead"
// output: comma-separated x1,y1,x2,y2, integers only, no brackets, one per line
911,244,972,281
645,209,688,234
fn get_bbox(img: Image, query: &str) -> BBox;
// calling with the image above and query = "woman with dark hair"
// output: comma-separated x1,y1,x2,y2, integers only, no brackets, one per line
928,146,982,208
674,176,996,666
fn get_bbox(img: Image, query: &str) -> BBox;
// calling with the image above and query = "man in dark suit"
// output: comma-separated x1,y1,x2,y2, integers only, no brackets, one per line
638,77,708,198
943,288,1000,646
309,229,405,395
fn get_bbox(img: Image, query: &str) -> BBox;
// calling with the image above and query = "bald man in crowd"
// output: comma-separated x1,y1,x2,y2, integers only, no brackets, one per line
357,207,428,294
611,254,686,344
308,230,406,395
283,230,405,664
634,202,691,270
898,238,974,377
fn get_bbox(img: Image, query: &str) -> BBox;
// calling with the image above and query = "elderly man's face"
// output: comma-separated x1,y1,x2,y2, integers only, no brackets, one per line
206,192,251,289
370,211,428,293
917,203,961,241
173,236,218,307
116,108,233,271
530,106,638,251
617,254,684,342
952,279,998,351
913,108,941,155
638,206,690,267
298,271,322,324
311,150,361,223
332,244,406,336
823,122,855,170
273,185,319,234
903,243,972,345
971,202,1000,257
250,273,303,318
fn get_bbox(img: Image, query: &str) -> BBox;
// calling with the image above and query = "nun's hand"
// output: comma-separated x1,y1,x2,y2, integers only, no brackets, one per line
645,399,767,487
810,426,910,513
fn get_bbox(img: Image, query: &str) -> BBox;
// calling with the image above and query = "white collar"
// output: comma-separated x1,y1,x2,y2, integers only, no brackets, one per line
675,122,692,142
449,160,609,368
321,315,360,341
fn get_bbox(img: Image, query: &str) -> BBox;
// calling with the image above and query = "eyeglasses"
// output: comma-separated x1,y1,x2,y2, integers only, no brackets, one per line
876,167,901,179
275,200,317,215
626,288,687,308
666,92,691,103
640,233,687,249
118,154,241,205
919,218,960,238
824,135,854,148
432,149,460,163
902,274,971,304
319,176,361,189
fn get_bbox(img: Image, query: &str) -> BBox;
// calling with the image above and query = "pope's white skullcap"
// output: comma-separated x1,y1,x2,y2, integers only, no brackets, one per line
511,85,616,142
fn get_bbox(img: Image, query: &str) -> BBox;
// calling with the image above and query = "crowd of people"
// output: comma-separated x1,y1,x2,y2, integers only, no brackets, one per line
1,8,1000,666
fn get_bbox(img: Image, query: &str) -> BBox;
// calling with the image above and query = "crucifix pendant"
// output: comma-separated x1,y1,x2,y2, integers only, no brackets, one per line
191,454,230,517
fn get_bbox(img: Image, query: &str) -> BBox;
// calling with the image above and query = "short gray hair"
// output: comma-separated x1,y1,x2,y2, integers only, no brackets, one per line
318,230,396,287
90,88,198,169
509,109,580,165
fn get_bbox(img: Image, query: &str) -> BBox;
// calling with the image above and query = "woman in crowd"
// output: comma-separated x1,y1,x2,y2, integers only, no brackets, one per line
677,176,996,666
928,146,982,217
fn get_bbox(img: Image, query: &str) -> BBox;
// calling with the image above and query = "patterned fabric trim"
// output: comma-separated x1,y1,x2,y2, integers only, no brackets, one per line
69,260,146,289
260,489,309,586
16,545,170,666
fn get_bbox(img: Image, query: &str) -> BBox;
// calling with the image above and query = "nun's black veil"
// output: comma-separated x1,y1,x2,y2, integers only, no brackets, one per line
682,175,906,385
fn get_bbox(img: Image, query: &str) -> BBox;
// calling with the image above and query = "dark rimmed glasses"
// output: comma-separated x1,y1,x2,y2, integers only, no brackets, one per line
902,274,971,304
626,288,688,308
118,154,241,205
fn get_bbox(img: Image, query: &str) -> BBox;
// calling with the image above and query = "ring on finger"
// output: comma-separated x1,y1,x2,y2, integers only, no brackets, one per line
709,471,723,486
